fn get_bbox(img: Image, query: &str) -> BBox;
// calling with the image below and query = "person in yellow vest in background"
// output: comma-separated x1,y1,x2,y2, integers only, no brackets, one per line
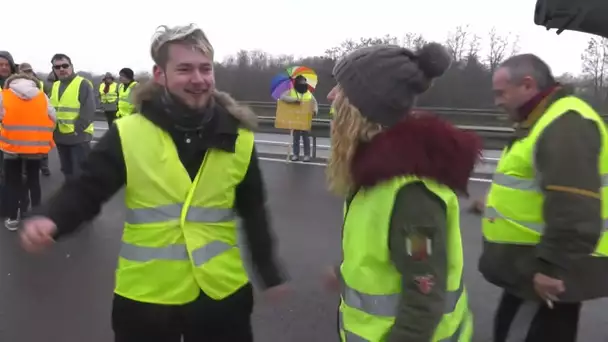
116,68,138,118
322,43,477,342
479,54,608,342
279,75,317,162
48,53,95,180
18,63,52,177
99,72,119,126
0,73,55,231
19,23,289,342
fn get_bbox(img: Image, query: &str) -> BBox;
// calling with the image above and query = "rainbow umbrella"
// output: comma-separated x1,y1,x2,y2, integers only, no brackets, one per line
270,65,318,100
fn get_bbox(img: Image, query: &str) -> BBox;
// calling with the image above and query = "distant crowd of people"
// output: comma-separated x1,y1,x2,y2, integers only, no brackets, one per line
0,51,139,231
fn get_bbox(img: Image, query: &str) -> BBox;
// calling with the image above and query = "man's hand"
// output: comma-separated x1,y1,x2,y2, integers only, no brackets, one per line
468,199,485,214
533,273,565,304
263,283,292,303
322,266,340,293
20,217,57,253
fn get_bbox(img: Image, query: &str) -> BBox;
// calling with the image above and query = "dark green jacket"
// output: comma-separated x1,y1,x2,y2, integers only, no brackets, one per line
479,87,608,302
337,114,481,341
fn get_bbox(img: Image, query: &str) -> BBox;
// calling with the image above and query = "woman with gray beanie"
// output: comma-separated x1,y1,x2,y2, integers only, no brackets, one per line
322,42,481,341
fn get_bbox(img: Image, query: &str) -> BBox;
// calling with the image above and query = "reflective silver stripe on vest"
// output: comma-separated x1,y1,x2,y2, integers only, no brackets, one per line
1,125,54,132
125,204,235,224
191,240,233,267
0,136,52,146
120,242,188,262
54,107,79,113
490,173,608,231
342,278,464,317
57,119,75,125
493,172,608,192
120,206,238,266
492,173,541,191
339,308,467,342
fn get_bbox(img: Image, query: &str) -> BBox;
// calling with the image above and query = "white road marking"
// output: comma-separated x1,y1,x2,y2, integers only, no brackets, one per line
258,157,493,183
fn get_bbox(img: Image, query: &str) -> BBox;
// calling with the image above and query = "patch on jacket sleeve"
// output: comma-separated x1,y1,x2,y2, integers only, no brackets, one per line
414,274,435,294
405,231,433,261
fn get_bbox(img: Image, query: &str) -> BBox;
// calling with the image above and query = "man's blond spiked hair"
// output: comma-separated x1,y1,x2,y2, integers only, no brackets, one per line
150,24,214,67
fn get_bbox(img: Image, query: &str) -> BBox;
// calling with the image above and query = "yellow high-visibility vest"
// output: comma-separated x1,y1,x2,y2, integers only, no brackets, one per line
483,96,608,253
114,113,255,304
340,176,473,341
116,82,138,117
99,82,118,104
49,76,94,135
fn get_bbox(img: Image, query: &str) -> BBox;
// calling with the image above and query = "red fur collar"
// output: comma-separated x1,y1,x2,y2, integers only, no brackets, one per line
351,114,483,194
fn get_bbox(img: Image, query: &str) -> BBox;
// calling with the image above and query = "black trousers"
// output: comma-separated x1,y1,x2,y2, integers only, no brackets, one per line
56,142,90,180
105,110,118,127
494,290,581,342
112,284,254,342
1,158,41,220
40,154,49,170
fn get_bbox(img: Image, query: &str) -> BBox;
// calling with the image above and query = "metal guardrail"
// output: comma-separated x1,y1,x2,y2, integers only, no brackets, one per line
95,103,516,156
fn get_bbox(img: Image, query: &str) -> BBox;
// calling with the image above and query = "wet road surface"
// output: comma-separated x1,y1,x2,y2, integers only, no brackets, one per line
0,150,606,341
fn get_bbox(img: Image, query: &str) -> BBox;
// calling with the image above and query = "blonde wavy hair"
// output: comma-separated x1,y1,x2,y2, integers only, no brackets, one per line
150,24,214,66
326,87,383,196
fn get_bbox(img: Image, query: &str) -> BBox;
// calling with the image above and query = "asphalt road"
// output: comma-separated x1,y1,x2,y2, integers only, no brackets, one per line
0,151,606,341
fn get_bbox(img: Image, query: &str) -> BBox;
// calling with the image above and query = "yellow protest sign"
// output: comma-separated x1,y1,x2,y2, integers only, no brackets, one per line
274,101,313,131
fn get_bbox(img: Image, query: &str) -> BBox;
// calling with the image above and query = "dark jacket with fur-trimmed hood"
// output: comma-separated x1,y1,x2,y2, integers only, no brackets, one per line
339,114,481,341
29,82,286,293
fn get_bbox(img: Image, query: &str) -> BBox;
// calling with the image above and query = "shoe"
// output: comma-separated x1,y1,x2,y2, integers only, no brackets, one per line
4,218,18,231
290,155,299,161
303,156,311,162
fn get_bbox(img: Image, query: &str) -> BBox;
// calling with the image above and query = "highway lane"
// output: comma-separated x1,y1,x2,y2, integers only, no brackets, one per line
0,150,605,341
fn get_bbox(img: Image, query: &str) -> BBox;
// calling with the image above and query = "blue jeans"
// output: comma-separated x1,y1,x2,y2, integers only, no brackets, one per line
56,143,91,180
292,130,310,157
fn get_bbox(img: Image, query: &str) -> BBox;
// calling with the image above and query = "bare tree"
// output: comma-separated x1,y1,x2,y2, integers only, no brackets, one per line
324,35,399,60
581,37,608,103
402,33,427,50
486,27,509,73
445,25,469,62
466,34,482,61
509,34,521,57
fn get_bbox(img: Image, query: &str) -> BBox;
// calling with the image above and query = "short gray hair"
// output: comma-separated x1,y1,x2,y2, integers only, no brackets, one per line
150,24,214,67
499,54,556,91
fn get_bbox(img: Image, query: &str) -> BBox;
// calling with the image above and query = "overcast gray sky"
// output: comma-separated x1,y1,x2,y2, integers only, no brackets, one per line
2,0,593,76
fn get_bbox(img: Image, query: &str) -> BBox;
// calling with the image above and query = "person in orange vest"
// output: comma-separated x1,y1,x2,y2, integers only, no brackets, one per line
0,73,56,231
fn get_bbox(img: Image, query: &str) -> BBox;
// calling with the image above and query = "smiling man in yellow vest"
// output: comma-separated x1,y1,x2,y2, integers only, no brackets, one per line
99,72,119,126
480,54,608,342
20,24,288,342
48,53,95,180
116,68,138,118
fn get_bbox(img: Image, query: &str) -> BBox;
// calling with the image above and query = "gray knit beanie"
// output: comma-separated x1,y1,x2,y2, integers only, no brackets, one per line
333,42,452,127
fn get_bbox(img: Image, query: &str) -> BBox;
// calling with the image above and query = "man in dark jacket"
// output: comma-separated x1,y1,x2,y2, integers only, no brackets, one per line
19,24,288,342
480,53,608,341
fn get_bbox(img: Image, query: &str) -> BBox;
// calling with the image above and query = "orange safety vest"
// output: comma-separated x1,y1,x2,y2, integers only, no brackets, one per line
0,89,55,154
